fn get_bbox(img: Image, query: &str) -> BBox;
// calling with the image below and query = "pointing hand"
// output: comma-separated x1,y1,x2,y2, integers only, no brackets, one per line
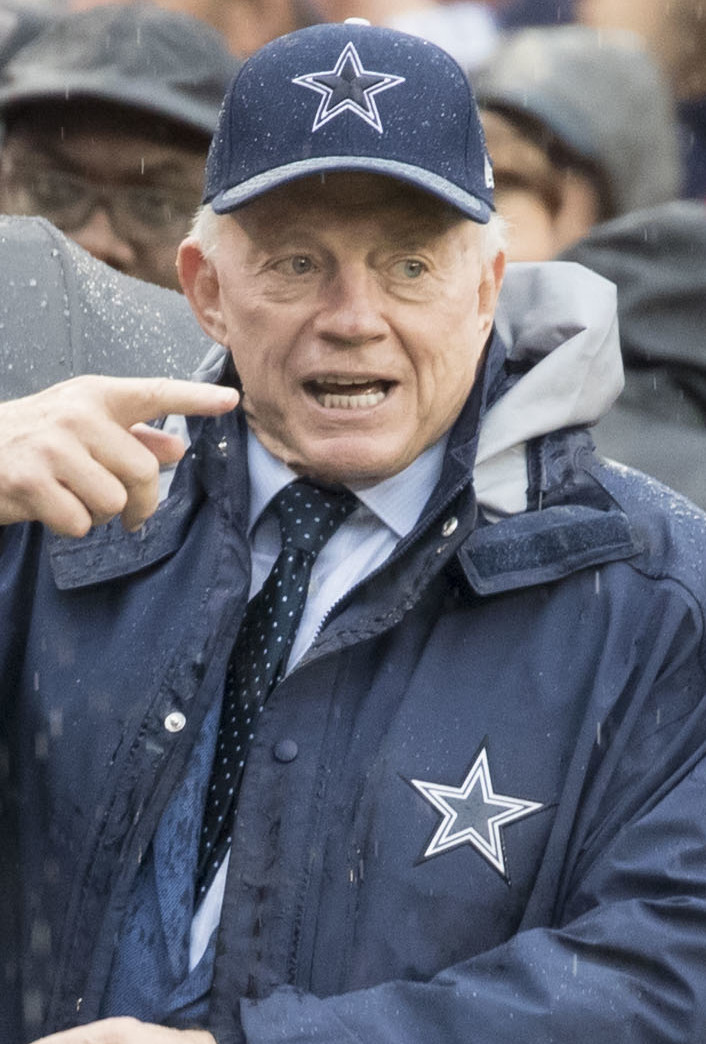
0,375,238,536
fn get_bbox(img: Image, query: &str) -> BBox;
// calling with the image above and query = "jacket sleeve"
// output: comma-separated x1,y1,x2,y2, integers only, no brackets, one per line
238,676,706,1042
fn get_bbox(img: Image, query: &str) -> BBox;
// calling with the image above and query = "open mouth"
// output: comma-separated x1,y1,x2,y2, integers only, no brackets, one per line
306,375,393,409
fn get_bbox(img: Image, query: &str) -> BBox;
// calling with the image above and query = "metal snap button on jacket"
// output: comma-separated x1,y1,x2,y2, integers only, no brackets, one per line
441,516,458,537
273,738,299,762
164,711,186,733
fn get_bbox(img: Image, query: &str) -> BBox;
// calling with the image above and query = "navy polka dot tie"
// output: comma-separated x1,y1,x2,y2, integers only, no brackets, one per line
196,479,357,900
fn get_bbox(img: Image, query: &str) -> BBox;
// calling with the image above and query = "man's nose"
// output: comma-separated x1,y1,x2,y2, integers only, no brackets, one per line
313,266,388,346
70,206,137,274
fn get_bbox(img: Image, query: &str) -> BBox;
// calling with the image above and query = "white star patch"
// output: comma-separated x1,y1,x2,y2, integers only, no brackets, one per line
410,745,543,880
292,41,405,134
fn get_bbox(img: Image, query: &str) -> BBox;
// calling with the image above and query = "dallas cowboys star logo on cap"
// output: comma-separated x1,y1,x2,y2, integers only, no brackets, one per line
292,41,405,134
410,743,543,881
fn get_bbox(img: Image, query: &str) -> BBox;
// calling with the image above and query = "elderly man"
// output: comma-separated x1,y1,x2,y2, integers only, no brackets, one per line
2,20,706,1044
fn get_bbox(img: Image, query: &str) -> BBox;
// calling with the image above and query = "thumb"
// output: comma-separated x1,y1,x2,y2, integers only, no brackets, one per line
129,423,189,466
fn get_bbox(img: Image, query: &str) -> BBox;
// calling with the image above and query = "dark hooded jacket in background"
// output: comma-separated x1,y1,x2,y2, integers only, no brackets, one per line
561,200,706,509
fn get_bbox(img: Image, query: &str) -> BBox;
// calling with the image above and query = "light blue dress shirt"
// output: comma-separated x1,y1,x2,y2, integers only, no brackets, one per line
189,428,447,968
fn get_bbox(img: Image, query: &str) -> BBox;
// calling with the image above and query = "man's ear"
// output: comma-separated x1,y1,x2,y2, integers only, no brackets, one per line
177,238,229,345
478,249,506,342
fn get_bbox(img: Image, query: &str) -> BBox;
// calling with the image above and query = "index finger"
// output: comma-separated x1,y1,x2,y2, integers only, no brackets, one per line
100,377,239,429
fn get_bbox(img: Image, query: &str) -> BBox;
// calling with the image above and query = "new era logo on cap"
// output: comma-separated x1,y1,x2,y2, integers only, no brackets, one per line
204,21,494,222
292,41,405,134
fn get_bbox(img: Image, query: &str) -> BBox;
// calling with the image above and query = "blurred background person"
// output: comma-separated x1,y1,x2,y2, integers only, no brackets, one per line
496,0,574,28
310,0,500,71
305,1,572,72
475,25,706,508
576,0,706,200
562,199,706,509
59,0,577,63
65,0,315,55
0,2,240,289
474,25,681,261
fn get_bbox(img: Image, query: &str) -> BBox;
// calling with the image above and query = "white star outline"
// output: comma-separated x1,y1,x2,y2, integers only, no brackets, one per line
410,745,544,880
292,41,405,134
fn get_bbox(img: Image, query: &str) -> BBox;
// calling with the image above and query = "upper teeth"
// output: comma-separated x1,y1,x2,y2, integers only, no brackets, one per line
318,390,386,409
315,375,378,386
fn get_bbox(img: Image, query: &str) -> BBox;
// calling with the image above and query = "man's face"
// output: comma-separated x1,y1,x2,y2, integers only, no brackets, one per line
180,173,504,486
0,106,207,290
481,110,601,262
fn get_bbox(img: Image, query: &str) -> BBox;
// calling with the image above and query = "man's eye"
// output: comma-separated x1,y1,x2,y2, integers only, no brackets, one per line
276,255,314,275
395,259,426,279
32,171,83,209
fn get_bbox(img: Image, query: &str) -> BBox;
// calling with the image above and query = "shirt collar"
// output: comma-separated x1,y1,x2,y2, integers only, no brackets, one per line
247,428,448,540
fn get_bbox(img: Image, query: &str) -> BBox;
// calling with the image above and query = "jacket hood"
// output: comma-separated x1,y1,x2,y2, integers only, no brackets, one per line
476,260,622,516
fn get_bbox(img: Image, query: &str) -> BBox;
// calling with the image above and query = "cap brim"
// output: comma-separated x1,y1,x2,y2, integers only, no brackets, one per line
210,155,492,222
0,76,218,137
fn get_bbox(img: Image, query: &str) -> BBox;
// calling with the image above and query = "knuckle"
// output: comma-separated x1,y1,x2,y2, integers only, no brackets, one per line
64,373,104,394
0,460,57,517
93,487,129,524
48,373,104,408
125,454,158,490
0,464,36,505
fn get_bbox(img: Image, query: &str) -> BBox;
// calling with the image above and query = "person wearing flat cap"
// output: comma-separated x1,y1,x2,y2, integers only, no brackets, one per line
0,3,240,290
2,19,706,1044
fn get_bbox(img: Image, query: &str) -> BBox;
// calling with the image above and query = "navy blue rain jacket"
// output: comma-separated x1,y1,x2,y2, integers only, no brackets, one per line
2,321,706,1043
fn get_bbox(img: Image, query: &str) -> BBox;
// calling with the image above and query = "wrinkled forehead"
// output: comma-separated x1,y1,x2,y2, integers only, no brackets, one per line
232,170,472,234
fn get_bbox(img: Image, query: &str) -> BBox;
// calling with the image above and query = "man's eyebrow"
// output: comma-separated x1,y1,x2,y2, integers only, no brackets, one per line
242,219,322,248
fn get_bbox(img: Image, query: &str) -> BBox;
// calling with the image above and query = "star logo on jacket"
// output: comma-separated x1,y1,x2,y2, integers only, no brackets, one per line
410,743,543,881
292,42,405,133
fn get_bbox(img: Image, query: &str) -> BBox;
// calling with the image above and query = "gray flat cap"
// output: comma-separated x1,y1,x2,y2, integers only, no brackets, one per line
0,2,240,136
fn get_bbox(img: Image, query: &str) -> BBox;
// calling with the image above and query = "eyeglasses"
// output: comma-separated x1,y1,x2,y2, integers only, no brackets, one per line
0,160,199,242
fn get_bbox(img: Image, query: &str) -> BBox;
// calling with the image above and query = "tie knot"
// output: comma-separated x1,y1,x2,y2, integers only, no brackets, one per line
271,480,357,553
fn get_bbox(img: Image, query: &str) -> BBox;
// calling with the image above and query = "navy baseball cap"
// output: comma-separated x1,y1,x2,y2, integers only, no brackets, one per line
204,20,495,222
